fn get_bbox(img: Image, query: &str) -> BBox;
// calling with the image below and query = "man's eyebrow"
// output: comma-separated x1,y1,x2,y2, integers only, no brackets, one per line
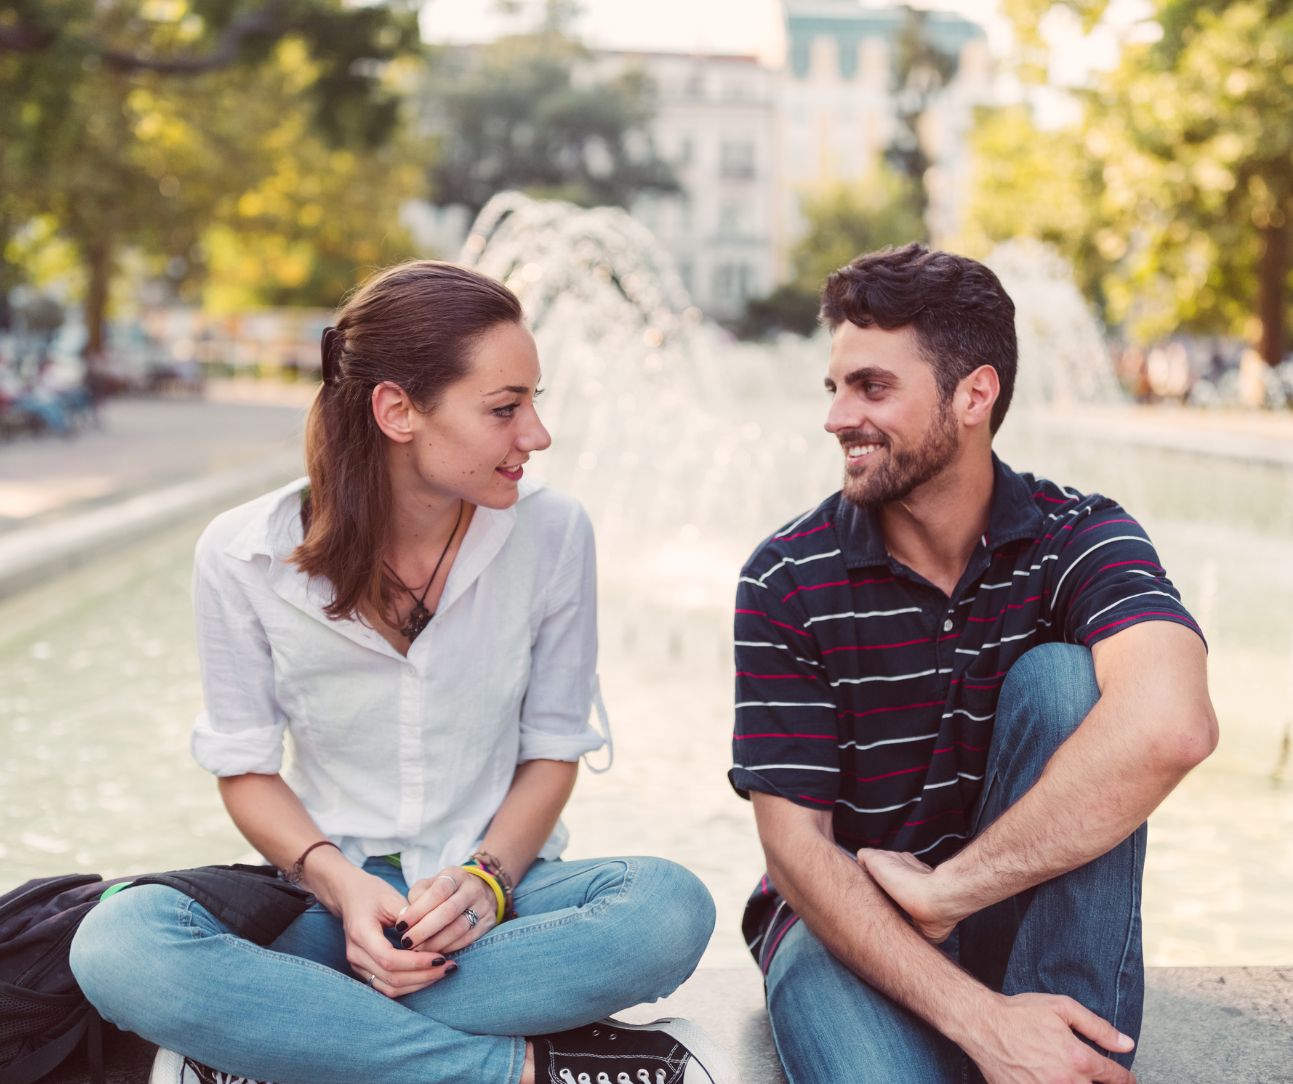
842,366,898,387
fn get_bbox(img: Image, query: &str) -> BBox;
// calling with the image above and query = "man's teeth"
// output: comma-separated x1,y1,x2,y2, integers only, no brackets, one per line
846,444,882,459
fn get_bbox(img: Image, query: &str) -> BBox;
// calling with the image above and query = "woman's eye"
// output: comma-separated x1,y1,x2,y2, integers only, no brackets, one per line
492,404,519,418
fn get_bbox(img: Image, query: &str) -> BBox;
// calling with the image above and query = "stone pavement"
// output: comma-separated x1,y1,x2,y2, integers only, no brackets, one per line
0,385,311,597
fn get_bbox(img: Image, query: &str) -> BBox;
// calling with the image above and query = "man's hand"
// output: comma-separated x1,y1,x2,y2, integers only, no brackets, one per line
963,992,1136,1084
859,848,965,943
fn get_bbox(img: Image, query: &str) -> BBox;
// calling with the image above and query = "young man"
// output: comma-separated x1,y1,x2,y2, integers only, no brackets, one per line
730,244,1217,1084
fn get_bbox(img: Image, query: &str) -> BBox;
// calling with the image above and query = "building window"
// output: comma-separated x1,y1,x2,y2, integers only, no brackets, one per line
713,263,735,300
719,140,756,180
675,195,692,232
718,202,745,238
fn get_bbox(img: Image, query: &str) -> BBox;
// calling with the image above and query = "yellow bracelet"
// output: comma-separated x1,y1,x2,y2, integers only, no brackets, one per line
459,864,506,924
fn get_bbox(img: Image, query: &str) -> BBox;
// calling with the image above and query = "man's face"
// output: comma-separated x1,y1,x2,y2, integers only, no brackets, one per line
823,322,959,509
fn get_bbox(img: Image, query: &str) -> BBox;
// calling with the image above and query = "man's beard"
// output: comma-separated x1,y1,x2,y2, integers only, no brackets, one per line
840,403,959,509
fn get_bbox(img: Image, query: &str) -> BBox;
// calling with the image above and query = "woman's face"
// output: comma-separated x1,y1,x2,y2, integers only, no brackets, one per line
400,321,552,510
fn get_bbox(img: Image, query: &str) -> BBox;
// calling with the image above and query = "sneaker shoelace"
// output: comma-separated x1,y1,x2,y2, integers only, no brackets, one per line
183,1056,266,1084
557,1071,667,1083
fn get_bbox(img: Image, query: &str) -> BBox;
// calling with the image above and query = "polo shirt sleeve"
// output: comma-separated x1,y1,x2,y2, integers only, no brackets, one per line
189,526,288,777
729,557,840,809
1050,500,1204,649
517,503,607,764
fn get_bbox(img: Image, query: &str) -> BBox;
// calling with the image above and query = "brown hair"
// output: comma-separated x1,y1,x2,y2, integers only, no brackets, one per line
820,243,1018,432
291,260,523,621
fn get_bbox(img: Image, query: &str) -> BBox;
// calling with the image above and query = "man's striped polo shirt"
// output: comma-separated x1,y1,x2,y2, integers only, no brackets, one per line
729,455,1202,972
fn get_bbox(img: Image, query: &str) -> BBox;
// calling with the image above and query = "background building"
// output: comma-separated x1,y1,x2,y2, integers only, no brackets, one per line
417,1,994,322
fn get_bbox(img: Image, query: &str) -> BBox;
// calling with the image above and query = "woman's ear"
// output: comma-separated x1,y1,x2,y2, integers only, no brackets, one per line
372,381,417,443
369,380,418,442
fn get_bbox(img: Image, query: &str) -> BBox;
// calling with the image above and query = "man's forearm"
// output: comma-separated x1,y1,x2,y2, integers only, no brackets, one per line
879,623,1217,931
755,795,994,1050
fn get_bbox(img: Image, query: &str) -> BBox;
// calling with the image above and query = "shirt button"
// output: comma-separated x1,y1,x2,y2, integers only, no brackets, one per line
943,618,954,632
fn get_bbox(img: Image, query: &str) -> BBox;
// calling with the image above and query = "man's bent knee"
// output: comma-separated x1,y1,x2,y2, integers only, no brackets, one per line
998,643,1099,744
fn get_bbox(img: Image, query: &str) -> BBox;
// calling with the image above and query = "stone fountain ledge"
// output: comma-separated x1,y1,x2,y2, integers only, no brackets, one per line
41,966,1293,1083
1019,403,1293,469
623,967,1293,1083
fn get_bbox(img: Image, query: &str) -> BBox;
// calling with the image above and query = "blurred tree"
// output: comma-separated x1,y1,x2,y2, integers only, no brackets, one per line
958,104,1106,312
739,168,925,338
983,0,1293,364
886,5,959,222
0,0,420,359
199,42,423,311
424,15,677,215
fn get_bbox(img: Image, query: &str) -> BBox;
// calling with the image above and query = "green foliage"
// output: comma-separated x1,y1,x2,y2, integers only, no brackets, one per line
0,0,423,347
739,168,925,338
425,31,678,214
970,0,1293,362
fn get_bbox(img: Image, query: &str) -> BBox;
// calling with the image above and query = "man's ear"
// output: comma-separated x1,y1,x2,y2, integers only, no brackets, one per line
371,381,417,444
958,364,1000,430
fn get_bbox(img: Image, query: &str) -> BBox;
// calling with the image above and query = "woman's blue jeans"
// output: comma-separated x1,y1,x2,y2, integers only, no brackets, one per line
764,644,1147,1084
70,855,715,1083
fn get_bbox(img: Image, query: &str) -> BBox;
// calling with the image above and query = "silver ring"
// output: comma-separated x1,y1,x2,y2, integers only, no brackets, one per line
463,907,479,929
435,873,459,891
366,971,377,988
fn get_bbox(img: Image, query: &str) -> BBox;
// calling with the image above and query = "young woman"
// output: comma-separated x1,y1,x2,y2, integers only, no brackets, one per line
70,261,732,1084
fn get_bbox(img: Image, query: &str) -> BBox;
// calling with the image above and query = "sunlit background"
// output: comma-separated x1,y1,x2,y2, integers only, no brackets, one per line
1,0,1290,974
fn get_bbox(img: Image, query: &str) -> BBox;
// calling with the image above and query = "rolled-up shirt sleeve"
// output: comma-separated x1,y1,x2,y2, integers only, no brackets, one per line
190,526,287,777
517,503,607,763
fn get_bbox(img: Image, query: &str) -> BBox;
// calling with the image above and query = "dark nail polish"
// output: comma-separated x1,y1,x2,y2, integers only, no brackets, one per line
400,936,412,949
431,956,446,966
445,963,458,974
395,921,408,934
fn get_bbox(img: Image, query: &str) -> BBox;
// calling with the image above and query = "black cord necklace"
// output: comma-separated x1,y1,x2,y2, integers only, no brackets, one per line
384,500,464,642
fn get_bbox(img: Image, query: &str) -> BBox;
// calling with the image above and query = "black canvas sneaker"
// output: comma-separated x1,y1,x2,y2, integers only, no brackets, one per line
532,1016,738,1084
149,1047,273,1084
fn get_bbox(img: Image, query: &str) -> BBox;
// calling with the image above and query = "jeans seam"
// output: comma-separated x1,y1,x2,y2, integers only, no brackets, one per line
452,858,636,959
763,980,801,1084
1110,827,1143,1032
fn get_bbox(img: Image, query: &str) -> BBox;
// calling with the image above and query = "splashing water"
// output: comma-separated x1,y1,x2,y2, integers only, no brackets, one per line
985,239,1124,408
459,197,1124,606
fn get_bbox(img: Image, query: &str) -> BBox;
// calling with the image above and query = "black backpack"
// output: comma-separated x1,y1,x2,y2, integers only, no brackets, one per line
0,866,313,1084
0,874,118,1084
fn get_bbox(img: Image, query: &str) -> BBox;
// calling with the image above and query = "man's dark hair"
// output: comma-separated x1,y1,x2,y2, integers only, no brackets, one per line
819,243,1018,432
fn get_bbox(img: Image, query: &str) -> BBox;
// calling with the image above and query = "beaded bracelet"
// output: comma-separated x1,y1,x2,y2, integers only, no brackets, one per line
467,850,515,918
458,865,506,925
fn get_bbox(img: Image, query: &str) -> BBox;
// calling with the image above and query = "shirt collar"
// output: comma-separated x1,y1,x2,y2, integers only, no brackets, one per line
223,476,539,566
837,454,1044,570
221,477,536,661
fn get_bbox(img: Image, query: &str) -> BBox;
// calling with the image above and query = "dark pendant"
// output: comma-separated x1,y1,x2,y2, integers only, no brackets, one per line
401,601,432,641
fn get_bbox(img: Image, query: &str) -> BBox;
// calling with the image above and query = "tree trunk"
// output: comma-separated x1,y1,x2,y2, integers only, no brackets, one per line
1257,218,1288,367
83,240,113,367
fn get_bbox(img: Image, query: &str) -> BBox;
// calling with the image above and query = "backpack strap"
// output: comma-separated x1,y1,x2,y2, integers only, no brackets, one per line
0,1011,89,1084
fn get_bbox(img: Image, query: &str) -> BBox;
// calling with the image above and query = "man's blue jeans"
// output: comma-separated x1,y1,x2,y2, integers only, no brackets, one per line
764,644,1146,1084
70,855,714,1083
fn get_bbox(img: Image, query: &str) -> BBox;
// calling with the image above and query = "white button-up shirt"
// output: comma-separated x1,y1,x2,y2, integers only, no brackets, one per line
190,477,608,886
